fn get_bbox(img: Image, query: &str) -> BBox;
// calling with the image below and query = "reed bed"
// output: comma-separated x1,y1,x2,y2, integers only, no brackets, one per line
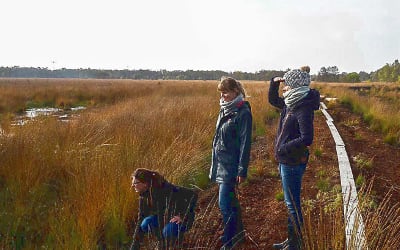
0,78,215,114
0,79,271,248
1,79,399,249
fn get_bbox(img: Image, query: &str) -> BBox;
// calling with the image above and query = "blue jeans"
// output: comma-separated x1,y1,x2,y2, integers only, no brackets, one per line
162,221,186,239
218,183,244,247
279,163,306,231
140,215,186,242
140,215,159,233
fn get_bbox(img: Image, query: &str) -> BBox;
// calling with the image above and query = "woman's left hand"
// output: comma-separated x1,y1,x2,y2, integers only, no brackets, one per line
170,215,183,224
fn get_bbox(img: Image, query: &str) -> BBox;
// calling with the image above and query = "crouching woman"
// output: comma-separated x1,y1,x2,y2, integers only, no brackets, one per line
130,168,198,250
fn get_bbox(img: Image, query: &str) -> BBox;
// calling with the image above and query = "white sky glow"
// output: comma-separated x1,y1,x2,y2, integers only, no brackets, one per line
1,0,399,74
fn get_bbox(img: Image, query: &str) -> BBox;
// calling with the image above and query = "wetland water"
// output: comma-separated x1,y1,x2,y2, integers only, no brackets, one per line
12,106,86,126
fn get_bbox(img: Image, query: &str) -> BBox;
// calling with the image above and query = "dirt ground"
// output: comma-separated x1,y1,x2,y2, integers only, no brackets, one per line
185,102,400,250
329,104,400,204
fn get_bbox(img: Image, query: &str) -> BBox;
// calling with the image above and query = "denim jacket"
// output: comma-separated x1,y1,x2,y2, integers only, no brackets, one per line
209,101,252,183
268,78,320,166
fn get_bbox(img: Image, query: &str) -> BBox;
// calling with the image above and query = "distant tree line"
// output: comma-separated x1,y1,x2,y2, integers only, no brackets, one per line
1,60,399,83
370,59,400,82
315,59,400,83
0,66,285,81
315,66,369,83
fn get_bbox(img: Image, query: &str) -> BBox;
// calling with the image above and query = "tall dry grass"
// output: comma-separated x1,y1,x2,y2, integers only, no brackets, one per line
314,82,400,145
0,79,272,249
0,78,198,114
2,79,399,249
302,182,400,250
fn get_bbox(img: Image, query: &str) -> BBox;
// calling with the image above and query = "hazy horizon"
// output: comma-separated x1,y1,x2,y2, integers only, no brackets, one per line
1,0,399,75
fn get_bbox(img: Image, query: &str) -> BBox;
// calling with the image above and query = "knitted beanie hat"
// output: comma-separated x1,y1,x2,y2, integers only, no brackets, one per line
283,69,311,88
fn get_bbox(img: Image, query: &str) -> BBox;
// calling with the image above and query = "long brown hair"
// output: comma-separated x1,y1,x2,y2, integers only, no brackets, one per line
218,77,246,98
132,168,166,207
132,168,166,189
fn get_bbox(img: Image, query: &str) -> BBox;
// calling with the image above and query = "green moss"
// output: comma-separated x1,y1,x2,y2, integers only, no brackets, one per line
275,191,284,201
316,178,331,192
355,174,365,189
353,153,373,170
314,148,323,158
384,133,399,146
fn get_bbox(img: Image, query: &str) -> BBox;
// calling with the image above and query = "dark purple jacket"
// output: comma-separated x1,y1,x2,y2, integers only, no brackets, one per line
268,78,320,166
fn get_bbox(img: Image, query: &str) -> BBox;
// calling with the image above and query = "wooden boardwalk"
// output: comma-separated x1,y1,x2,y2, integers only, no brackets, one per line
320,102,366,249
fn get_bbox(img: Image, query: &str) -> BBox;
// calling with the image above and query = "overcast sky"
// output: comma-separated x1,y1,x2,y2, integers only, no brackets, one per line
1,0,399,74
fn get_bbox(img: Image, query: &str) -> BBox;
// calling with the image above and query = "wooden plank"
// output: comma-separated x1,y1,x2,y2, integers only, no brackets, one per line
326,120,345,146
320,102,328,110
321,108,334,122
321,105,367,249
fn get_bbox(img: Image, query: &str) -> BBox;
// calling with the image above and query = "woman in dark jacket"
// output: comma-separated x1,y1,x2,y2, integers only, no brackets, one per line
209,77,252,249
268,67,320,250
130,168,198,250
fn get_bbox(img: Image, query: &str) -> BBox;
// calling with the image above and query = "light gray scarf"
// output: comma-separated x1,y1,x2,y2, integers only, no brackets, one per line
283,86,310,108
220,94,244,115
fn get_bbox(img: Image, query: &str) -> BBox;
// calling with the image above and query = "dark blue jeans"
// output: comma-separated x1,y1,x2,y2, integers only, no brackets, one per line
279,163,307,231
218,183,244,247
140,215,159,233
140,215,186,243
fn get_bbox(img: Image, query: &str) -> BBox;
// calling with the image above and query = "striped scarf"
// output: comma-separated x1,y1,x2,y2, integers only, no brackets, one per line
219,94,244,115
283,86,310,108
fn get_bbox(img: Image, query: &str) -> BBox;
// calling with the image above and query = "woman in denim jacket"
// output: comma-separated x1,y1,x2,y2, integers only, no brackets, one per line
209,77,252,249
269,67,320,250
